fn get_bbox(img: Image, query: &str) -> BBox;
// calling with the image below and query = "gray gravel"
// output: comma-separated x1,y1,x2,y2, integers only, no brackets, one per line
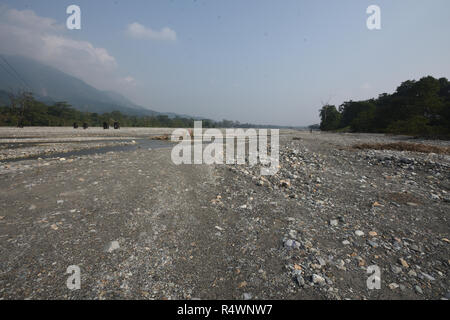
0,128,449,300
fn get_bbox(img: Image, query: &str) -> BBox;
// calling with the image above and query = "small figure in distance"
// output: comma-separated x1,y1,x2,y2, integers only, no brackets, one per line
114,122,120,129
103,122,109,129
17,120,24,128
73,122,79,129
83,122,88,130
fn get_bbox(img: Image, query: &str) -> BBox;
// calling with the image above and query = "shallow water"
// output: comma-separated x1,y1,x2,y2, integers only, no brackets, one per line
2,139,174,163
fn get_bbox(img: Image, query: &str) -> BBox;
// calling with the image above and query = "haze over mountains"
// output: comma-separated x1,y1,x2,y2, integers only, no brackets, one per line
0,55,193,118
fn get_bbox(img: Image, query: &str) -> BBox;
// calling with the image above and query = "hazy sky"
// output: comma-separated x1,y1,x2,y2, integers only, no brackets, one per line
0,0,449,126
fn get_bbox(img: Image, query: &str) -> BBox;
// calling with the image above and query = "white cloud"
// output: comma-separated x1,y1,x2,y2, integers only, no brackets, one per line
0,6,133,92
4,7,61,32
126,22,176,41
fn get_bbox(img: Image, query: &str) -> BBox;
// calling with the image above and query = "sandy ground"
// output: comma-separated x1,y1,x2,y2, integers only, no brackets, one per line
0,127,449,300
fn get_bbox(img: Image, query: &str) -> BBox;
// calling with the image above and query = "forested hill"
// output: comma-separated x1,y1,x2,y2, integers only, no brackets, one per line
319,76,450,138
0,55,185,118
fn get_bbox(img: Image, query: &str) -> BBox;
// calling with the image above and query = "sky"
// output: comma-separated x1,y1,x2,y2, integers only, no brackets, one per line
0,0,449,126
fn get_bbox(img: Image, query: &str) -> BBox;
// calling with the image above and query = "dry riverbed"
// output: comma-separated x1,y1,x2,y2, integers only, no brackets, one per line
0,127,449,300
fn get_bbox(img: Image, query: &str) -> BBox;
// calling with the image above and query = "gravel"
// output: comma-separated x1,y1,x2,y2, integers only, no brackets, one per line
0,128,449,300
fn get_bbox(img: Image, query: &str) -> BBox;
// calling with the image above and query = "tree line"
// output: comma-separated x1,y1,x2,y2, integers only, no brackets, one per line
0,91,252,128
319,76,450,138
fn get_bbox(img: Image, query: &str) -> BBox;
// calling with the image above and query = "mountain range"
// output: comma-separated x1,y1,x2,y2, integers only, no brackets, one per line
0,55,194,118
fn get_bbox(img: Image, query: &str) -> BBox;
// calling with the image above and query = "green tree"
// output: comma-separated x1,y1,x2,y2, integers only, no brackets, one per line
319,105,341,131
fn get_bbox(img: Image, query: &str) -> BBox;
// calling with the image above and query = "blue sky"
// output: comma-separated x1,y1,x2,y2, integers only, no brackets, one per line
1,0,449,125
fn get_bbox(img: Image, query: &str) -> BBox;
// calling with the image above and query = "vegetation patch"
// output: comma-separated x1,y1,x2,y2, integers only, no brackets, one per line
353,142,450,155
319,76,450,138
151,135,170,141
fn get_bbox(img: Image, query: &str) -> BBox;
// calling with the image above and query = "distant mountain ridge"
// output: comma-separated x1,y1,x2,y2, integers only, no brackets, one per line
0,55,192,118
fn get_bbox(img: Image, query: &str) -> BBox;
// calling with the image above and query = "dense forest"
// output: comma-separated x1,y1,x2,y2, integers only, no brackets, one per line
0,91,261,129
319,76,450,138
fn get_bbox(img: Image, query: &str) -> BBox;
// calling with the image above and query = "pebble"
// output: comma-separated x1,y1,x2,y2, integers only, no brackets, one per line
408,270,417,277
329,219,338,227
311,274,325,285
398,258,409,268
243,293,253,300
104,240,120,253
284,239,301,250
391,265,402,274
388,283,399,290
296,275,305,287
420,272,435,281
367,240,378,248
355,230,365,237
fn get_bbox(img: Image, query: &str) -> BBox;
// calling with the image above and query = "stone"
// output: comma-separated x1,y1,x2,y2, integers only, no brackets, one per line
296,275,305,287
391,265,402,274
284,239,301,249
280,180,291,188
367,240,378,248
104,240,120,253
355,230,365,237
420,272,435,281
311,274,325,285
398,258,409,268
329,219,338,226
408,270,417,277
243,293,252,300
317,257,326,266
415,285,423,295
388,283,399,290
372,201,382,207
289,230,297,238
